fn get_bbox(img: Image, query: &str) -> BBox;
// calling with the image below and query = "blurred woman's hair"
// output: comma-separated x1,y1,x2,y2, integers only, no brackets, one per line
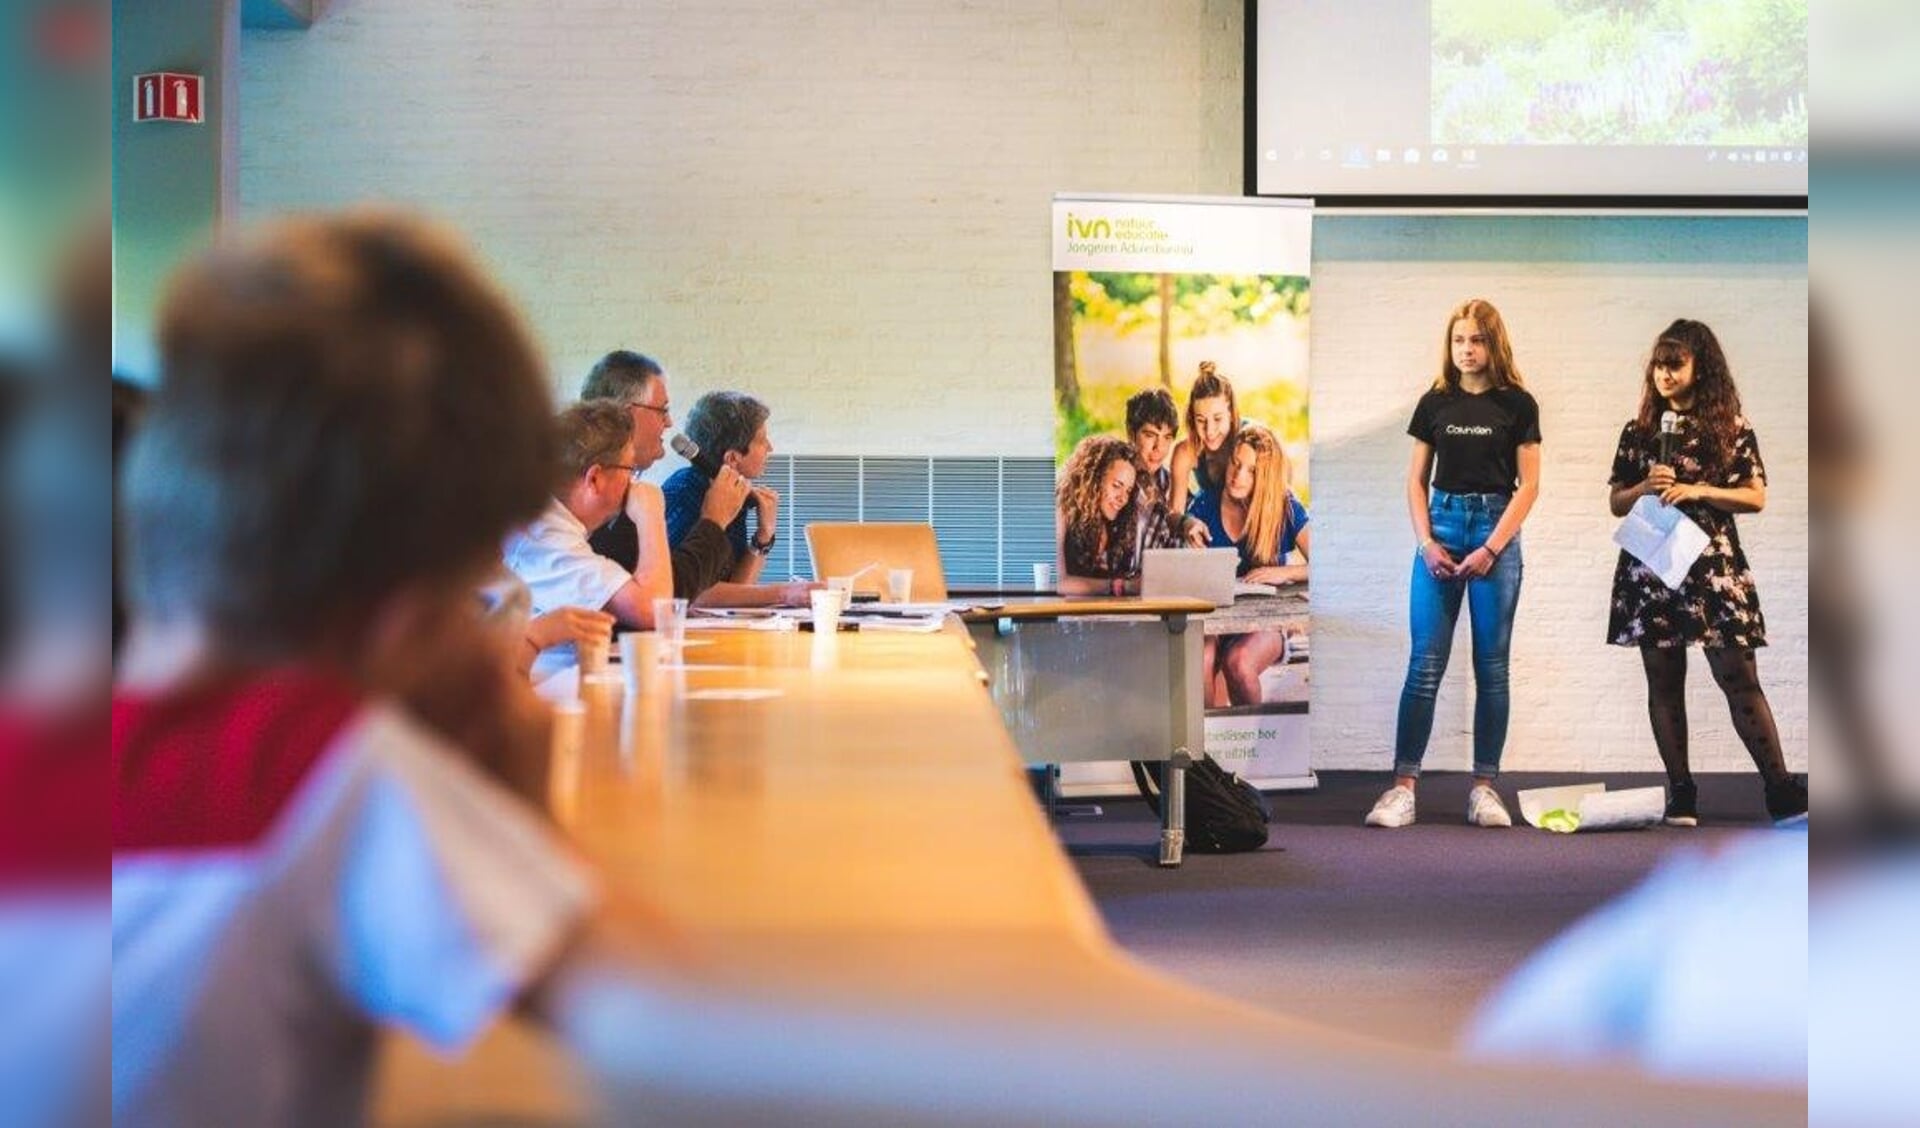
123,210,556,660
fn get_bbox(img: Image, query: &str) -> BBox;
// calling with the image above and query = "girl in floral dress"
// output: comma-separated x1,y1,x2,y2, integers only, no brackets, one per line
1606,319,1806,827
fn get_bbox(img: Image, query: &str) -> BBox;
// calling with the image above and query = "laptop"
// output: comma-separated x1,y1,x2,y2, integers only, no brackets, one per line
804,522,949,601
1139,548,1239,606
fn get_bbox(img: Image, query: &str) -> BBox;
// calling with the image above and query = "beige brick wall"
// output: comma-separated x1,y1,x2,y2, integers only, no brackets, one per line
238,2,1805,775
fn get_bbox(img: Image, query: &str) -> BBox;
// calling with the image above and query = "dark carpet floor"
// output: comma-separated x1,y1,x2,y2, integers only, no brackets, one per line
1058,770,1779,1052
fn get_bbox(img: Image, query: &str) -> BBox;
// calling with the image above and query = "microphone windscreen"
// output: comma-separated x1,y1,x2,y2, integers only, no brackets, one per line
1659,410,1679,433
670,432,724,478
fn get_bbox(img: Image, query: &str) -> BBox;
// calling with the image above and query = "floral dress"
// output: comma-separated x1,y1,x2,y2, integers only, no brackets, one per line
1606,415,1767,650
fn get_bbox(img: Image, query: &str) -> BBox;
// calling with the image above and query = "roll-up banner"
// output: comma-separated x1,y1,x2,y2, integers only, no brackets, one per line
1051,194,1315,791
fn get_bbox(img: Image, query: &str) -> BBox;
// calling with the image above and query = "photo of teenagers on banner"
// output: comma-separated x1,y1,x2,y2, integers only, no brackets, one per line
1051,195,1313,785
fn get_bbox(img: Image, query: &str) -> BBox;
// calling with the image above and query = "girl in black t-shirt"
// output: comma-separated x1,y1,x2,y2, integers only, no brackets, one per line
1366,299,1542,830
1606,319,1805,827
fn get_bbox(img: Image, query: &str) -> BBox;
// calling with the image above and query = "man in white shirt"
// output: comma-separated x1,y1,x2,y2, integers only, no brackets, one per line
505,401,748,680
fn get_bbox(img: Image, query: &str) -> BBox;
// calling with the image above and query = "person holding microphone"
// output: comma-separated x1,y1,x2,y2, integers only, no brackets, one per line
1605,319,1805,827
661,390,814,608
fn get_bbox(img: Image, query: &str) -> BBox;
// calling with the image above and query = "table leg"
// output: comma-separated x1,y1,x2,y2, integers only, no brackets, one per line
1159,748,1189,867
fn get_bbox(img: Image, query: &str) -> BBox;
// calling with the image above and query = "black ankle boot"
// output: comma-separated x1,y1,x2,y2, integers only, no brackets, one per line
1764,775,1808,827
1664,780,1699,827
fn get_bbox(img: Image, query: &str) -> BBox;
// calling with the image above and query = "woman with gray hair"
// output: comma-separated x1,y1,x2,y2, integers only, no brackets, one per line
662,390,814,607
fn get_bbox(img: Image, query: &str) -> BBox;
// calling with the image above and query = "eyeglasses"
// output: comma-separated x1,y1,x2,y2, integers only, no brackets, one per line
602,463,644,482
629,401,671,420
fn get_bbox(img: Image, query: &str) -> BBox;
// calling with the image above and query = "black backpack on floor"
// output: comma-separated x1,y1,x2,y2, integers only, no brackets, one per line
1130,756,1271,854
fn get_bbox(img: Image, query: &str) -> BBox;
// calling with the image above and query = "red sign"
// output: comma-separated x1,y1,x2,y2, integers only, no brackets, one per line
134,73,203,124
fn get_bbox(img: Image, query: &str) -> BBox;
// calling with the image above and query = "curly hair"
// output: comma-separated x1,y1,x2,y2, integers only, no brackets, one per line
1635,318,1744,473
1431,298,1526,392
1228,424,1298,567
1056,435,1140,576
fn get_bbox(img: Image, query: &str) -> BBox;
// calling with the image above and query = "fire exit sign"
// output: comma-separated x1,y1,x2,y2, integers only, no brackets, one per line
133,73,203,123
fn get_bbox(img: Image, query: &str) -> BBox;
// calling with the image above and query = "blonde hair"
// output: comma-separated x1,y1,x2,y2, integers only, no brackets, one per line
1431,298,1526,392
1229,424,1296,567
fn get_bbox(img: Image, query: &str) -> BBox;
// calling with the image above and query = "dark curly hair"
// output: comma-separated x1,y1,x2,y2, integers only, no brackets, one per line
1635,319,1744,473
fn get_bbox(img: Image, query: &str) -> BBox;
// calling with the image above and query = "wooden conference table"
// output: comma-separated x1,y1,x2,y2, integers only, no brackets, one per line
375,624,1800,1126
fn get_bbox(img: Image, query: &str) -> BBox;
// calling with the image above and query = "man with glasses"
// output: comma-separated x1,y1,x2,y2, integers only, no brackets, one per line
504,400,704,680
578,350,748,598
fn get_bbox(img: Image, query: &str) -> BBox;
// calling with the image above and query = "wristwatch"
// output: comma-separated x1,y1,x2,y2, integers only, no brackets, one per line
748,531,776,556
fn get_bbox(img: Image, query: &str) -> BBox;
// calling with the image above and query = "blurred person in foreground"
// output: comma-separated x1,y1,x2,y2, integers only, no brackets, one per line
112,211,682,1126
0,214,113,1128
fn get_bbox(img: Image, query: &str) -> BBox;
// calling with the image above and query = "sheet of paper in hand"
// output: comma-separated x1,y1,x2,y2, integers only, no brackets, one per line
1612,494,1710,590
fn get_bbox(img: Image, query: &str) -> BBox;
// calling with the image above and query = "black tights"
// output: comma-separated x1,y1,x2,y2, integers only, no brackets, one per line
1639,645,1789,787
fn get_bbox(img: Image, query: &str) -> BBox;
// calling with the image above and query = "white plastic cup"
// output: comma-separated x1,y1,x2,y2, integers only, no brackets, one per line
887,567,914,604
810,587,842,633
577,633,612,679
653,597,689,649
1032,561,1052,592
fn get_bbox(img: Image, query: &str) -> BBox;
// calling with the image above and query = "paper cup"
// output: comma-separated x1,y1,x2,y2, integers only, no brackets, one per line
1032,561,1052,592
887,567,914,603
810,588,842,632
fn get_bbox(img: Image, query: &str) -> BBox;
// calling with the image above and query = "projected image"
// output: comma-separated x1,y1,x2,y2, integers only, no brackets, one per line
1431,0,1808,146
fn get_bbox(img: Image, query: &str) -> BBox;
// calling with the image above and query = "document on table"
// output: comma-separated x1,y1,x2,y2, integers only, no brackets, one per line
686,612,799,631
1612,494,1709,590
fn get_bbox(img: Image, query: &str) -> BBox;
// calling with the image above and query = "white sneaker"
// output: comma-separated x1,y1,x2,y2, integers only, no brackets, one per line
1467,784,1512,828
1365,786,1416,828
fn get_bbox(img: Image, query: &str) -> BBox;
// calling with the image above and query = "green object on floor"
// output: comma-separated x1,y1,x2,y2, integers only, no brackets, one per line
1538,808,1581,834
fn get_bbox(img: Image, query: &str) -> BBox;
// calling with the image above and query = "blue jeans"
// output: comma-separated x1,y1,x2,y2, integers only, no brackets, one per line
1393,489,1524,778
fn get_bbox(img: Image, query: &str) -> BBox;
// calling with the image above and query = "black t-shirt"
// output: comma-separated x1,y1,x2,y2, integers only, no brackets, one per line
1405,385,1542,495
586,509,639,572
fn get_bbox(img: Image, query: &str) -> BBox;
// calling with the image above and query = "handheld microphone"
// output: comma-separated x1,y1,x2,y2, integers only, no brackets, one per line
1658,410,1679,465
670,433,725,480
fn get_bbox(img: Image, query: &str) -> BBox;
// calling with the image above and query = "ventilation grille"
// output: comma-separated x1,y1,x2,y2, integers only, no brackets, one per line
756,455,1056,586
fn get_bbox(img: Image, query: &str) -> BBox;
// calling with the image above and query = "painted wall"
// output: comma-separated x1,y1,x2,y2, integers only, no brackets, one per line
236,1,1805,774
112,0,238,378
1311,218,1805,775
